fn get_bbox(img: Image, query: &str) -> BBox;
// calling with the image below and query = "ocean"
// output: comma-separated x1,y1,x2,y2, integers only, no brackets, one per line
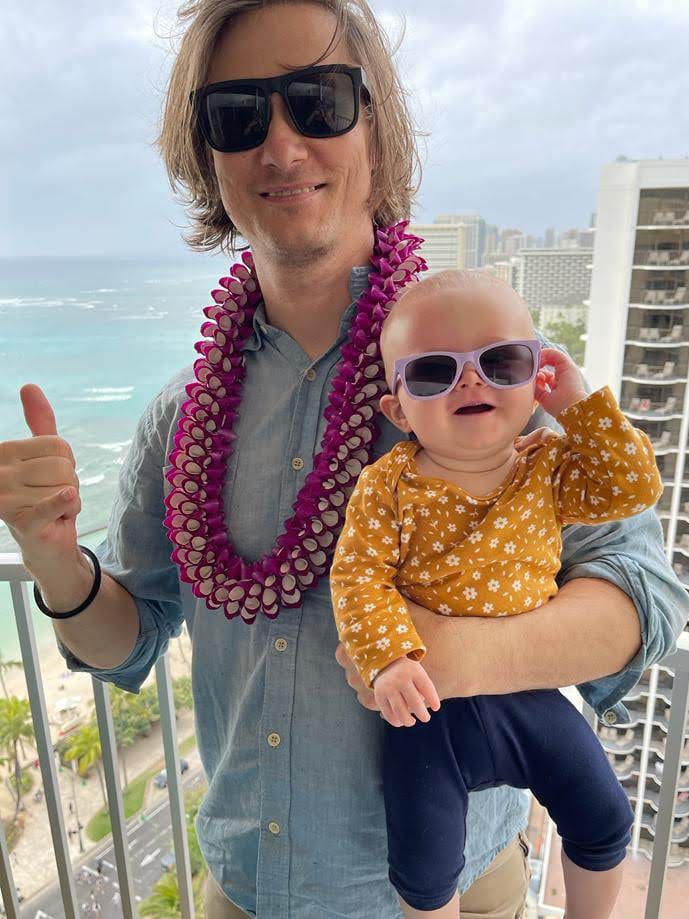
0,254,235,657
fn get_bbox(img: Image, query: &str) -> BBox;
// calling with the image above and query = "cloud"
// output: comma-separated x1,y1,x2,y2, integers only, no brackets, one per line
2,0,689,255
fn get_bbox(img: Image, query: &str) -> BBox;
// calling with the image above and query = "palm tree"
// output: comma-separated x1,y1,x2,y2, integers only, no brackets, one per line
0,696,35,820
139,869,205,918
63,723,107,808
0,652,23,700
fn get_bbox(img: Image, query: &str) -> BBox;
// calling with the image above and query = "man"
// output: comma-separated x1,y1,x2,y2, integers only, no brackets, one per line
15,1,687,917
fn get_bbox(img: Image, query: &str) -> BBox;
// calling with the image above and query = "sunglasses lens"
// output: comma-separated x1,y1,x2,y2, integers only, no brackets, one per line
479,344,534,386
287,71,357,137
404,355,458,397
202,87,268,151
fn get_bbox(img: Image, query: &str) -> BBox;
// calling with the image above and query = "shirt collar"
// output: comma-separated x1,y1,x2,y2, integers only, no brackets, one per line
242,265,371,352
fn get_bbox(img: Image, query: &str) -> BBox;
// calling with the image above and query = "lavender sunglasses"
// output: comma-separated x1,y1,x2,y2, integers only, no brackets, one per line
391,339,542,401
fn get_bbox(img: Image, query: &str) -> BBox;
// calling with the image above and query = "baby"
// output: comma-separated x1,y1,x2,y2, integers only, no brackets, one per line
330,269,663,919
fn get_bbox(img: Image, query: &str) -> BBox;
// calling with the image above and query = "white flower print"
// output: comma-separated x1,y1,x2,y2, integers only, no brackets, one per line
438,604,452,615
365,568,375,576
364,486,373,496
366,547,378,557
420,507,430,517
364,603,375,613
612,485,622,496
524,596,532,606
536,498,544,509
378,624,388,634
448,555,461,566
472,570,482,581
396,623,409,633
488,579,500,593
495,517,508,529
468,531,483,544
538,528,547,537
448,523,457,533
624,442,637,456
351,622,362,632
376,637,390,651
439,495,448,504
382,535,394,545
512,580,522,591
401,641,413,651
520,509,531,521
504,542,516,554
527,524,536,535
626,471,639,483
463,587,478,600
433,541,444,553
525,492,535,502
489,537,499,549
598,416,613,430
483,602,494,613
369,519,381,530
419,571,431,581
337,597,347,609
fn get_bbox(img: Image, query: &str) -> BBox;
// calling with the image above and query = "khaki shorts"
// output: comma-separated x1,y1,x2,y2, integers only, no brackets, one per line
203,831,531,918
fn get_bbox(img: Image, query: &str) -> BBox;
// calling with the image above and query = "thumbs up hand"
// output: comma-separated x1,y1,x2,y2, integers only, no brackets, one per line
0,384,82,570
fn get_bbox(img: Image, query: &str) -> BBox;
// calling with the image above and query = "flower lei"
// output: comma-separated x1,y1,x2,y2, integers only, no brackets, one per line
162,220,427,623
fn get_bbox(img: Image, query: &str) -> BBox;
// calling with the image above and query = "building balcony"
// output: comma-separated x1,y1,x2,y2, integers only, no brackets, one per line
622,358,686,383
638,209,689,228
634,250,689,269
632,286,688,306
625,395,683,419
0,554,198,919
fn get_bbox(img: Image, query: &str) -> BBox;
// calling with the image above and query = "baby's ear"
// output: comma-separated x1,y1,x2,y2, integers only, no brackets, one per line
379,393,412,434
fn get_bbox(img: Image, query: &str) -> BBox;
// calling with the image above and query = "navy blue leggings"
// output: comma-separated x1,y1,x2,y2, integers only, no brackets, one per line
383,689,633,912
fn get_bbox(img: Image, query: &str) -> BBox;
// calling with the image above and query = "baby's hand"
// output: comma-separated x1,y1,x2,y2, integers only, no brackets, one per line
535,348,588,418
373,657,441,728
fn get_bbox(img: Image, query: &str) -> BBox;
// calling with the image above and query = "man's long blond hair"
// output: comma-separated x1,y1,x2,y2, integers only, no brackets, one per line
156,0,423,255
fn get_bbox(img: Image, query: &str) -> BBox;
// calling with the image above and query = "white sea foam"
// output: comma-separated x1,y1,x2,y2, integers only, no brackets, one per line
64,394,133,402
80,473,106,487
84,288,117,293
84,439,133,453
86,387,134,394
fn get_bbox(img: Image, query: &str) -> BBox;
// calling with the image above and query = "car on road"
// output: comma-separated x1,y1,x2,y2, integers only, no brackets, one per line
153,758,189,789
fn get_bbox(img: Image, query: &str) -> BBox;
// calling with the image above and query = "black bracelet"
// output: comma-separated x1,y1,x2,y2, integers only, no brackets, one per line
33,545,102,620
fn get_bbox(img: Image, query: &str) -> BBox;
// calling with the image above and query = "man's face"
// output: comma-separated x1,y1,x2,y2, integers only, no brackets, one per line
206,2,373,266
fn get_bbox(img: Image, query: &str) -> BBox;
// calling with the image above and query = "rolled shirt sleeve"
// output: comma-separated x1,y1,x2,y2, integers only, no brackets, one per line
55,384,184,694
532,332,689,722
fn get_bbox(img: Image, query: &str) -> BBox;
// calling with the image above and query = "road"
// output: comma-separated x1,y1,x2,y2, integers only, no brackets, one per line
19,767,205,919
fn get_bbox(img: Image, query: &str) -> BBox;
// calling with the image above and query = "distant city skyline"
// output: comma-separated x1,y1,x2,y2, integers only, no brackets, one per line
3,0,689,257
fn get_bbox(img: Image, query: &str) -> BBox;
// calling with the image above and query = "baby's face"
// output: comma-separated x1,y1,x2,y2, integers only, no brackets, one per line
379,280,539,460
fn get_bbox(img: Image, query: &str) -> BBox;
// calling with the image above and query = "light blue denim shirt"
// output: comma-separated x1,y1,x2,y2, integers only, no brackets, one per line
57,267,688,917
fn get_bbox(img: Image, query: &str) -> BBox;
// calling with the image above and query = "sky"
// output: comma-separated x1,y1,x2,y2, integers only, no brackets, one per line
2,0,689,257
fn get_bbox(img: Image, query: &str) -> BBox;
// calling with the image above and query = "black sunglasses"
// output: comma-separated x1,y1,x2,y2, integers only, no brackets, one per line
190,64,370,153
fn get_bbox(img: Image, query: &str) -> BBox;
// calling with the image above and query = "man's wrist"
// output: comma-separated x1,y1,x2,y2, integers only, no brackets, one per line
33,547,95,614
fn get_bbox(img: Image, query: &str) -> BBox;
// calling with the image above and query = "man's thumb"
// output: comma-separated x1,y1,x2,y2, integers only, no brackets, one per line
20,384,59,437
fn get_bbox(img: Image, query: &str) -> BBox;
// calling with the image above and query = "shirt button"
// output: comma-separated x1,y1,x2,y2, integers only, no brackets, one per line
268,821,280,835
305,369,317,381
603,710,617,725
267,732,281,748
291,457,304,471
274,638,288,652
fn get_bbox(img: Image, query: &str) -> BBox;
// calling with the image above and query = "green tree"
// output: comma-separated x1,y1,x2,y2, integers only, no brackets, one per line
541,316,587,366
173,677,193,713
0,697,35,820
63,723,107,808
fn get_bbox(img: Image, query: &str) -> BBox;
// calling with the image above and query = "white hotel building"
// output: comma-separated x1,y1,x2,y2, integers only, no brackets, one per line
585,158,689,868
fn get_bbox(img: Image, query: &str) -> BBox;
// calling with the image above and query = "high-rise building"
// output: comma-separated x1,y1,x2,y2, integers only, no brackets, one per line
585,158,689,871
515,248,593,314
407,221,466,275
544,226,556,248
435,213,487,267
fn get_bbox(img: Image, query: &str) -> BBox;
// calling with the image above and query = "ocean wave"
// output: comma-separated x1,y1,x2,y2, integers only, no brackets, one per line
83,288,117,293
83,439,133,452
111,313,168,320
86,386,134,393
80,473,105,487
64,394,133,402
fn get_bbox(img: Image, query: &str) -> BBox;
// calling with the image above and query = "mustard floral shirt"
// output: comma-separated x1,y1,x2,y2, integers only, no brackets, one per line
330,386,663,687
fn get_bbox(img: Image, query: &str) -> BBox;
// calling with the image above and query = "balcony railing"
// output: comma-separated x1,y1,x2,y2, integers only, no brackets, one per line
0,556,688,919
536,633,689,918
0,554,196,919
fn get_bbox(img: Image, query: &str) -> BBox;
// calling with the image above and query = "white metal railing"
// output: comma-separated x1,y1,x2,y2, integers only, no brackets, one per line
536,633,689,918
1,555,688,918
0,554,195,918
